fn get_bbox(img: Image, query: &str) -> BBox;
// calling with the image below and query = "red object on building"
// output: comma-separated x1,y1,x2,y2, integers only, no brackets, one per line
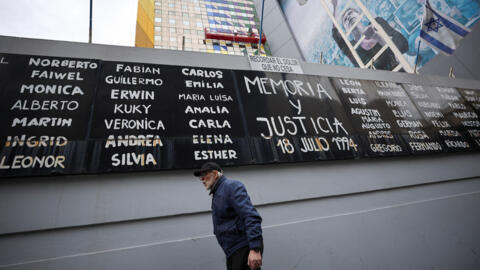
204,28,266,44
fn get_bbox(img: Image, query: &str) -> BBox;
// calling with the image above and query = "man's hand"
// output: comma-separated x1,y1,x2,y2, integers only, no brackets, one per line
247,250,262,270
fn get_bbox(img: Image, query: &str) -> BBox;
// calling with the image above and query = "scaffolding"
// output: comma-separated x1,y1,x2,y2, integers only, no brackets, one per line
318,0,414,73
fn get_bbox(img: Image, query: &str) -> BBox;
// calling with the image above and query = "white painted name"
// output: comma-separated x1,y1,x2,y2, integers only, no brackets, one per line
182,68,223,79
20,84,84,95
29,58,97,69
185,106,229,114
110,89,155,100
0,155,65,169
11,100,79,111
111,153,157,166
4,135,68,147
192,134,233,144
194,149,237,160
12,117,72,127
104,118,165,130
113,104,151,114
105,135,163,148
31,70,83,81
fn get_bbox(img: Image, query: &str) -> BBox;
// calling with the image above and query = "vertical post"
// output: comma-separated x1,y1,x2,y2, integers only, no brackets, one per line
413,38,422,73
89,0,93,43
257,0,265,55
449,67,455,78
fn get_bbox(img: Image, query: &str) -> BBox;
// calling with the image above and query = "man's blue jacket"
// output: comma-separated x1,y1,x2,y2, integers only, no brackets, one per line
211,175,263,257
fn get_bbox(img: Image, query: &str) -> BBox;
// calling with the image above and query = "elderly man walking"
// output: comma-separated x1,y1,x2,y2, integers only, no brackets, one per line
194,162,263,270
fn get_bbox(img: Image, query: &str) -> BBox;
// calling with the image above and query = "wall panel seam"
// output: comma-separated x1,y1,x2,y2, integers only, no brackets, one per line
2,189,479,268
1,176,478,237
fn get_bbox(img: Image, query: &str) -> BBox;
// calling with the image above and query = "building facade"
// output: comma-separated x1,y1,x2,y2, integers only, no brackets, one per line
1,36,480,270
135,0,269,56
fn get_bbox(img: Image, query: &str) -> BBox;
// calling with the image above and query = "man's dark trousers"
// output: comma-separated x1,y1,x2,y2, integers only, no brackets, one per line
226,245,263,270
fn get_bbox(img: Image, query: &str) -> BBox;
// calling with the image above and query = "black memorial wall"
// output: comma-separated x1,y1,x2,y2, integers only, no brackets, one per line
0,53,479,177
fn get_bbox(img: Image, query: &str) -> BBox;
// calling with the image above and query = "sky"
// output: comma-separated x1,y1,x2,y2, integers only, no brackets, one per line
0,0,138,46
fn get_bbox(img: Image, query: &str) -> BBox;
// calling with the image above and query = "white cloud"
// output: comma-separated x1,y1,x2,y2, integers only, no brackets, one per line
92,0,138,46
0,0,138,46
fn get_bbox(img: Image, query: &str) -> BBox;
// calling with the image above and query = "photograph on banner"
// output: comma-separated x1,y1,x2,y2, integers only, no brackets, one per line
278,0,479,71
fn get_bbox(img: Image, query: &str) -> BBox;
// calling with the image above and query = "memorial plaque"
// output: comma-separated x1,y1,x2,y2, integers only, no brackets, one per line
1,51,479,178
330,77,410,157
458,88,480,113
88,62,251,172
403,84,478,151
0,54,99,177
235,71,363,164
171,66,251,168
367,80,444,154
457,88,480,148
88,61,173,173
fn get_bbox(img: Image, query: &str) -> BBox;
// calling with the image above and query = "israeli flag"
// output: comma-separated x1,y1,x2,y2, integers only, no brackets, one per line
420,1,471,55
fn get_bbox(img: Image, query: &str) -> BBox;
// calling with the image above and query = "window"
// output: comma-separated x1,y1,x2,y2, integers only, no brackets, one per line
183,20,190,26
184,29,191,34
155,36,162,41
169,27,176,33
170,37,177,42
155,26,161,32
169,19,176,25
196,22,203,27
168,11,176,16
155,18,162,23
